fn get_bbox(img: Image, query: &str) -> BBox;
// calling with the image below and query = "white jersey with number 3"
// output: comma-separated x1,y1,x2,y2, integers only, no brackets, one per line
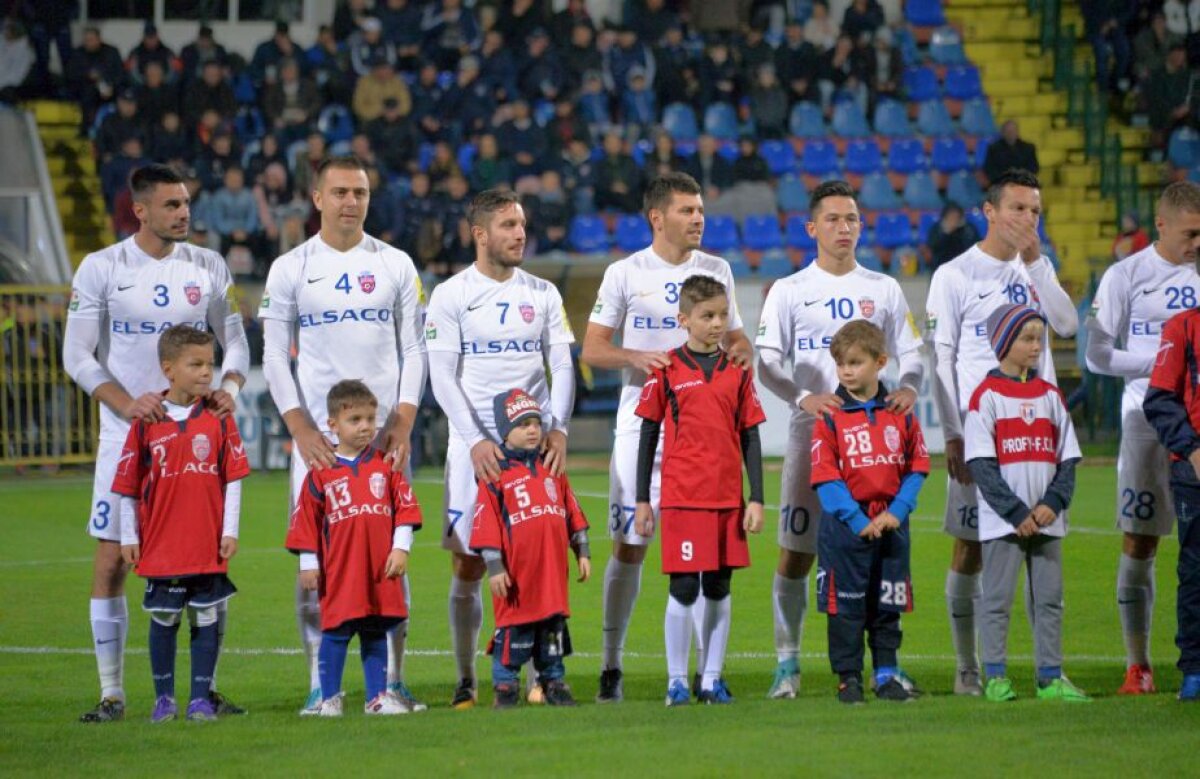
588,247,743,435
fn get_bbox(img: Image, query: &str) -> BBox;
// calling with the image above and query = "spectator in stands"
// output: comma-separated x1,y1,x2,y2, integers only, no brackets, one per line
777,18,821,104
411,59,449,141
519,27,567,103
526,168,573,252
0,19,35,104
23,1,73,98
863,27,903,109
180,24,227,85
563,21,604,92
378,0,424,71
95,89,146,164
392,171,443,267
1112,211,1151,261
732,136,771,184
1134,12,1183,85
250,21,302,90
100,136,147,214
469,133,515,192
65,25,124,132
818,34,868,114
560,137,597,214
498,98,548,179
643,129,687,180
366,97,420,175
1083,0,1133,92
578,69,613,131
606,24,657,98
210,165,262,262
421,0,480,70
334,0,373,40
749,63,789,138
982,121,1041,184
306,24,354,105
622,66,658,140
148,111,189,165
595,130,643,213
552,0,594,43
255,161,309,258
842,0,886,41
134,61,180,129
352,53,411,124
737,22,776,84
546,95,590,154
240,297,265,367
183,59,236,133
126,22,175,85
196,128,239,192
112,186,139,240
479,29,519,102
427,140,463,191
261,57,319,146
350,132,384,182
683,134,735,200
440,173,474,270
923,202,979,270
700,40,739,108
1145,45,1193,145
363,166,398,242
440,55,494,141
245,133,290,188
292,130,326,199
632,0,679,45
499,0,547,47
653,23,694,108
805,1,839,52
349,16,397,77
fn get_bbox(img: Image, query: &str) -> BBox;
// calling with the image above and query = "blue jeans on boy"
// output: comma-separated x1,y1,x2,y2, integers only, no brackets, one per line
489,616,571,686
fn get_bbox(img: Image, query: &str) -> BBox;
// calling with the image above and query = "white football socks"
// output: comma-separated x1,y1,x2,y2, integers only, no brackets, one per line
1117,553,1155,668
664,595,693,686
772,573,808,663
692,596,708,677
90,596,127,701
295,580,322,691
700,597,732,692
449,576,482,682
601,557,643,671
946,569,981,672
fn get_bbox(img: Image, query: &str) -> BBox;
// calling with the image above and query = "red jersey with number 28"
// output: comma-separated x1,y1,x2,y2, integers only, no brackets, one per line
111,401,250,577
285,448,423,631
635,346,766,509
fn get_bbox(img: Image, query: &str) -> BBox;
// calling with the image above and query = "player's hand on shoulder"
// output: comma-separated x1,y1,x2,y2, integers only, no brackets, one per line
744,502,764,534
884,386,917,414
295,425,337,470
1031,504,1056,527
298,568,320,591
800,393,842,417
219,536,238,560
126,392,166,423
206,389,237,418
121,544,139,566
577,556,591,583
634,502,655,537
384,549,408,578
382,421,411,471
725,337,754,368
470,439,504,482
541,429,568,476
629,349,671,375
944,438,973,486
489,570,512,599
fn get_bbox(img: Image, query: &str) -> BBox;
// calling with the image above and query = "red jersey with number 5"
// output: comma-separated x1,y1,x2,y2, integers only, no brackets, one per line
111,400,250,577
285,448,423,631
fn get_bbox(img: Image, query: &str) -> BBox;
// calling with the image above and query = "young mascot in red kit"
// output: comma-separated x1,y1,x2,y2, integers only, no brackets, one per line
470,388,591,709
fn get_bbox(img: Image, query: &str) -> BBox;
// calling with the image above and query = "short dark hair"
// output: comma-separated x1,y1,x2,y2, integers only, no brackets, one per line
314,155,367,188
326,379,378,417
467,188,521,229
157,324,214,363
1159,180,1200,215
985,168,1040,207
643,172,702,218
809,179,856,213
830,320,886,361
679,274,727,313
130,163,185,202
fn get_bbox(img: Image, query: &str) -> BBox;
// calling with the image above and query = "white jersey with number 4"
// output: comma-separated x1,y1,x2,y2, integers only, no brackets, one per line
67,237,242,442
425,265,575,438
588,247,743,435
258,234,426,432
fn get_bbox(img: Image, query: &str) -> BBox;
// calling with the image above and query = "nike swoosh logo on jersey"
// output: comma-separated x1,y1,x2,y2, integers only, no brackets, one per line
977,291,994,299
307,277,326,284
117,284,135,292
804,299,822,306
466,303,486,311
1141,288,1159,295
636,290,657,298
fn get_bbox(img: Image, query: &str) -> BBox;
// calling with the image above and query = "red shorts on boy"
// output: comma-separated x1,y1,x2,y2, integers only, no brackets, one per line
660,507,749,573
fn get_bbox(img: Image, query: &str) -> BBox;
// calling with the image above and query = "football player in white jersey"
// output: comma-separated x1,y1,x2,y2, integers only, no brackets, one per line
756,180,924,699
1086,182,1200,695
426,189,576,709
63,164,249,722
925,169,1077,695
582,172,752,703
259,157,428,713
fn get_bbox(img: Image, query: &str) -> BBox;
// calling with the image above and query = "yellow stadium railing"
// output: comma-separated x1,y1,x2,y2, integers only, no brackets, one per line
0,285,98,466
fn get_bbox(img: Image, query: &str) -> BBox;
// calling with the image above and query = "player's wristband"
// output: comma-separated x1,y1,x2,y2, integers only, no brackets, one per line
220,378,241,400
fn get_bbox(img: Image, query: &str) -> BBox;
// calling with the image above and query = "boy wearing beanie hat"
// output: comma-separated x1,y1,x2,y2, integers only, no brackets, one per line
963,304,1088,702
469,389,591,709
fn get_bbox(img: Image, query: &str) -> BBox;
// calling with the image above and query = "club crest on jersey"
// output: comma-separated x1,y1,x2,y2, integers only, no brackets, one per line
192,434,211,461
520,303,535,323
359,271,376,293
185,282,202,306
884,425,900,452
369,472,387,500
1020,402,1036,425
859,298,875,318
544,477,557,503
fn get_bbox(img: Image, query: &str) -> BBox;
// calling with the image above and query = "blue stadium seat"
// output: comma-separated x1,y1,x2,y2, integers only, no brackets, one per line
917,100,955,136
931,136,971,173
328,139,352,156
894,25,921,66
904,66,940,102
232,71,257,105
905,0,947,26
457,143,477,175
703,215,740,253
785,214,817,250
887,138,928,174
533,99,555,127
756,252,795,278
944,65,983,101
437,70,455,90
966,207,988,238
832,101,871,138
916,211,939,245
873,99,913,137
760,140,797,175
662,102,699,142
903,171,944,210
704,102,739,140
946,170,985,209
859,171,902,210
569,215,609,253
777,174,808,212
960,99,995,137
974,135,995,168
233,106,265,145
874,212,915,249
844,139,884,176
1168,127,1200,169
743,214,784,252
789,101,827,138
717,141,738,161
631,138,654,167
727,253,753,278
800,140,840,177
417,142,435,172
675,140,697,156
318,104,355,144
614,214,652,252
929,26,967,65
856,246,885,272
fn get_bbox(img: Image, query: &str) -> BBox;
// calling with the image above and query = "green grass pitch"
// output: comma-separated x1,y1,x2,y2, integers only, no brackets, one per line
1,463,1197,776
